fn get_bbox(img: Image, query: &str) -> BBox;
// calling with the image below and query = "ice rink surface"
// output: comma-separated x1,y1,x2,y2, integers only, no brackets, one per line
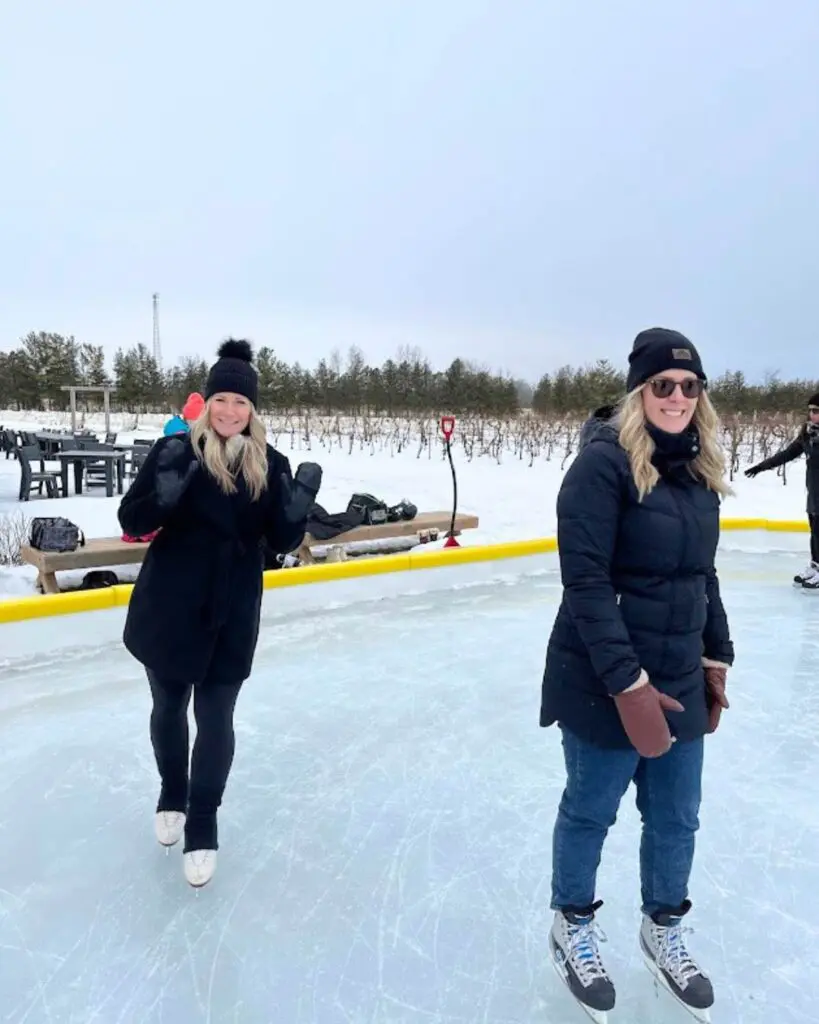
1,549,817,1024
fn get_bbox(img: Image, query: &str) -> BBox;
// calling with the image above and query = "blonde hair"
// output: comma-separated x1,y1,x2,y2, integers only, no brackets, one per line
189,399,269,501
615,386,733,502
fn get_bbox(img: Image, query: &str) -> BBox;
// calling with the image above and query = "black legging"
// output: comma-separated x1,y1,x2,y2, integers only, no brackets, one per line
811,514,819,563
147,669,243,852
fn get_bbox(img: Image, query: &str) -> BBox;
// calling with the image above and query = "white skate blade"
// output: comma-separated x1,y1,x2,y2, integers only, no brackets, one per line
549,947,609,1024
641,948,711,1023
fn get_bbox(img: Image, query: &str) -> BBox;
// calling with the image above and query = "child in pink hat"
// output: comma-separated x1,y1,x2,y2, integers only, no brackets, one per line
163,393,205,436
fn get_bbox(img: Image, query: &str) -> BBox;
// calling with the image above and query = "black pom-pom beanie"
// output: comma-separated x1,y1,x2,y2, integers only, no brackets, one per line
205,339,258,407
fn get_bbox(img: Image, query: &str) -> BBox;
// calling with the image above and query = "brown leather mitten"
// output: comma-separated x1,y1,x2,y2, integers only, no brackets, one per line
703,662,729,733
613,674,684,758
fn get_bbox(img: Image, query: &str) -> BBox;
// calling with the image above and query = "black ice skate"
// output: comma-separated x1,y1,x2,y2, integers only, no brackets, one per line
549,900,616,1023
639,900,714,1023
794,565,818,589
800,563,819,589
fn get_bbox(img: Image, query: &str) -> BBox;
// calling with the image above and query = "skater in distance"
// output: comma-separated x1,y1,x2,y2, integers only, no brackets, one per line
744,393,819,588
118,339,322,888
540,328,733,1022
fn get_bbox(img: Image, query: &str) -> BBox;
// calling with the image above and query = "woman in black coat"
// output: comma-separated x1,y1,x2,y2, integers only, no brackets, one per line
118,339,322,888
541,329,733,1022
744,392,819,587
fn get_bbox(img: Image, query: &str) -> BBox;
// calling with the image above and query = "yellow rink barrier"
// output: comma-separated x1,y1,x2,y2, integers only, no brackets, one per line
0,519,806,625
720,517,808,532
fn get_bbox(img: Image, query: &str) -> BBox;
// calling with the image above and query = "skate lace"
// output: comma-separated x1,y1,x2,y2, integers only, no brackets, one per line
655,921,700,985
567,918,609,986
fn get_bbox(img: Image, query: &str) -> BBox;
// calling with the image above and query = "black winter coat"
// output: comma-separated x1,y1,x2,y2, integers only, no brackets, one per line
118,435,306,684
540,408,734,749
751,424,819,515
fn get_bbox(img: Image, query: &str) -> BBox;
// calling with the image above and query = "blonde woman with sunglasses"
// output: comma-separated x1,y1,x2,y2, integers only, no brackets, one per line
540,329,733,1022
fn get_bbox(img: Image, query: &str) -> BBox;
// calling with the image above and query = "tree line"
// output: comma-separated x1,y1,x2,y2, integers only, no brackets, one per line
0,332,816,418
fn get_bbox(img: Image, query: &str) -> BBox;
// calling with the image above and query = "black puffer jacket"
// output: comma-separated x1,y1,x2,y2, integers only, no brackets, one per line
118,434,307,685
749,423,819,514
541,407,734,748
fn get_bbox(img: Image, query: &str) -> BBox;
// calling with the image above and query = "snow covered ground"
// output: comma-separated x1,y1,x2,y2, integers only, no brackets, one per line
0,409,813,597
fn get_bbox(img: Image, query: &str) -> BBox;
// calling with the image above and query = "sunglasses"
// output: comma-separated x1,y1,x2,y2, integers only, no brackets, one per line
646,377,705,399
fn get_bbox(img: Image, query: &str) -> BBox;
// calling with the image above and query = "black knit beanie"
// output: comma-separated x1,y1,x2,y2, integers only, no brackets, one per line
808,392,819,407
626,328,706,393
205,339,258,406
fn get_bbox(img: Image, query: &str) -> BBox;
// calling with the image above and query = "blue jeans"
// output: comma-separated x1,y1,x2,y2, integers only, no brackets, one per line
551,727,704,917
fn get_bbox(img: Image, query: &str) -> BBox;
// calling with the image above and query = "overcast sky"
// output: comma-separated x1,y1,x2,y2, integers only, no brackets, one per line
2,0,818,385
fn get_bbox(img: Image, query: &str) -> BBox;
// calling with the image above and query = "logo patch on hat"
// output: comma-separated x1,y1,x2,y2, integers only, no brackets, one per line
672,348,692,360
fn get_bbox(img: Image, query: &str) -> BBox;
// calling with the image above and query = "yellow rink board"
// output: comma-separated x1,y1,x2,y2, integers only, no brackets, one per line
0,519,807,625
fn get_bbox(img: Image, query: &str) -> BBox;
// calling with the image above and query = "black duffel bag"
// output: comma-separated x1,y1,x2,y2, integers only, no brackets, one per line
346,493,418,526
29,516,85,553
347,492,390,525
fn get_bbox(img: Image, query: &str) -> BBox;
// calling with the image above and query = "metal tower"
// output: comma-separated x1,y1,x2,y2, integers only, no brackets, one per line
152,292,162,368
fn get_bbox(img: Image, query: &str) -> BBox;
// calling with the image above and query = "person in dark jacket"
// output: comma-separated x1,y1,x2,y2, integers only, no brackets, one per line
542,328,734,1021
744,393,819,587
118,339,322,888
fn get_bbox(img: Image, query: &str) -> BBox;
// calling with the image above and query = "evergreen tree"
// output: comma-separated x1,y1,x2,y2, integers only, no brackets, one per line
1,328,817,417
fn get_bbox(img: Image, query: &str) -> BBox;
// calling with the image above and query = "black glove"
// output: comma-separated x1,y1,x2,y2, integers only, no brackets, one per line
744,466,760,478
280,462,322,523
154,438,199,509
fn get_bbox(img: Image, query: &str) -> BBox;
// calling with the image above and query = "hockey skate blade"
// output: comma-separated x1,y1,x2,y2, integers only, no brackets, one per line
641,949,711,1023
549,947,609,1024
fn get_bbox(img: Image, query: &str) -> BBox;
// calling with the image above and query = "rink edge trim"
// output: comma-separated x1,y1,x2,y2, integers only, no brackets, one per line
0,517,808,624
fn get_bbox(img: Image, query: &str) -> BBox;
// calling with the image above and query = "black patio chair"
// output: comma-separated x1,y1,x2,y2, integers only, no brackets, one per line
17,444,62,501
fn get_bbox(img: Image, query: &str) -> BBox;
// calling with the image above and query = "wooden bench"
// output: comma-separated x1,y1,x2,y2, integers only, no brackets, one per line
20,537,150,594
295,510,479,564
19,511,480,593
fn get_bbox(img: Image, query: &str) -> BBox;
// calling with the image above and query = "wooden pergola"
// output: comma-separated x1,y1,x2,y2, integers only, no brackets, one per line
60,384,117,434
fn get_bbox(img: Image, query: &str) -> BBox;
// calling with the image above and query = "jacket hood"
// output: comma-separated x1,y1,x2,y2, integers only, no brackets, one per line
578,405,619,451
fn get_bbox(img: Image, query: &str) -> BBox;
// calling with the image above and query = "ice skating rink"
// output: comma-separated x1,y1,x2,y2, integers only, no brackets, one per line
1,548,817,1024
